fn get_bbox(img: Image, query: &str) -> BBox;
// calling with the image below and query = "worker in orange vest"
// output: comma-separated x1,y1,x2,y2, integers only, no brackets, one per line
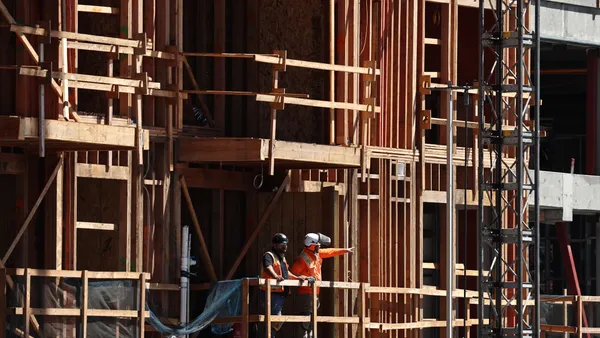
290,233,354,338
258,233,306,338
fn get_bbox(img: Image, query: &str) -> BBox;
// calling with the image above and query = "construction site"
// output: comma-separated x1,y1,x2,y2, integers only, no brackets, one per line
1,0,600,337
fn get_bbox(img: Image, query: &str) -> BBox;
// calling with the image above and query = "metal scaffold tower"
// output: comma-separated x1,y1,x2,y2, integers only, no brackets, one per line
478,0,541,336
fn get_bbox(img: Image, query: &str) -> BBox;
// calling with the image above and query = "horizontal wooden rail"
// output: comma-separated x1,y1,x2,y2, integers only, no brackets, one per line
181,52,381,75
5,268,149,279
11,24,150,49
3,272,598,336
256,94,381,114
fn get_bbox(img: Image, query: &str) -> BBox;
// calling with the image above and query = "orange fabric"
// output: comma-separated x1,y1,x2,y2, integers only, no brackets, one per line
260,251,289,293
290,248,347,294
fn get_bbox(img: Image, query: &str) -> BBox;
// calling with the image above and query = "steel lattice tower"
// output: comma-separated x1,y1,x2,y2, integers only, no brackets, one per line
477,0,541,337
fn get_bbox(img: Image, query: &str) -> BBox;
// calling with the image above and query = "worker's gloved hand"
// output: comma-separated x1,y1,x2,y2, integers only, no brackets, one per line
307,277,316,284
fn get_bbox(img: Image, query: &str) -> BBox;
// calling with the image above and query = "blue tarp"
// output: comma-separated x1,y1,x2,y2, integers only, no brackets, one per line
146,279,243,337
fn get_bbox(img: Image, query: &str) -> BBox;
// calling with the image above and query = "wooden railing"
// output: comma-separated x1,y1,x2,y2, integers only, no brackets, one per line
0,268,149,338
3,270,598,338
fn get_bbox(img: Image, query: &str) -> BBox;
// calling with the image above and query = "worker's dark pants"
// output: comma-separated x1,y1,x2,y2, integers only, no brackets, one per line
258,290,286,338
297,294,320,338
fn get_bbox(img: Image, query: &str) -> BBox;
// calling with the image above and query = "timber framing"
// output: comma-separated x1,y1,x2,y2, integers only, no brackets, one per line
178,138,364,169
0,116,149,151
0,0,587,338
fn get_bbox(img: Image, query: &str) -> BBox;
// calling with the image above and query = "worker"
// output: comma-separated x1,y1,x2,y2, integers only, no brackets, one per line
290,233,354,338
258,233,306,338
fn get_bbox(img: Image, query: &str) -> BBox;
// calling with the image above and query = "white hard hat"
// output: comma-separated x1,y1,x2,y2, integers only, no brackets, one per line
304,233,320,247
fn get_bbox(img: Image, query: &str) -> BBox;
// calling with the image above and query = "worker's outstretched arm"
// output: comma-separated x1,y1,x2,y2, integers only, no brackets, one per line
320,247,354,259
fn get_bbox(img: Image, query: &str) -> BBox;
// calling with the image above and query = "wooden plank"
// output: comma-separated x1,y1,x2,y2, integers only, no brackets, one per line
119,153,132,272
180,176,218,282
225,175,291,280
81,271,88,337
0,153,26,175
2,156,63,265
77,4,119,14
179,138,362,168
178,138,264,163
214,0,226,130
254,54,380,75
6,268,149,279
76,163,129,180
138,274,146,336
64,79,183,99
10,24,149,49
0,117,150,150
23,269,30,338
10,307,150,318
256,94,380,114
18,67,162,89
76,222,116,231
67,41,175,59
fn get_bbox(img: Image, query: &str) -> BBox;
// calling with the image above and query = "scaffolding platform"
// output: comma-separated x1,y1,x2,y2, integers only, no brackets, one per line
178,137,363,169
0,116,149,151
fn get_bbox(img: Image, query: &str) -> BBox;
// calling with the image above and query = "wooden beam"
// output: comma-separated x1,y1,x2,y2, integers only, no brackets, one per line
178,138,362,168
11,24,149,49
18,67,162,89
67,41,175,59
76,222,116,231
225,175,291,280
180,176,218,282
0,117,150,150
77,4,119,14
76,163,129,180
2,155,63,265
256,94,380,114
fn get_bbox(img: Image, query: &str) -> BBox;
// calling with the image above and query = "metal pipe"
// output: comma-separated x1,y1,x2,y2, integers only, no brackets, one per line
477,0,485,334
535,0,542,334
180,225,190,338
39,43,45,158
446,81,453,338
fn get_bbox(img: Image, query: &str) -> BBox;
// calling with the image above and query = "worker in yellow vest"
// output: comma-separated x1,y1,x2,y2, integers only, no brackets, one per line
258,233,306,338
290,233,354,338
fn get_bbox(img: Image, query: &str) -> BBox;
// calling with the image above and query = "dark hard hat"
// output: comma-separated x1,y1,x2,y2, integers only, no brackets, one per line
272,233,289,245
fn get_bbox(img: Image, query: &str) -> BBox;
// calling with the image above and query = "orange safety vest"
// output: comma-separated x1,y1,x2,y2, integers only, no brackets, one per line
290,248,347,294
260,251,289,293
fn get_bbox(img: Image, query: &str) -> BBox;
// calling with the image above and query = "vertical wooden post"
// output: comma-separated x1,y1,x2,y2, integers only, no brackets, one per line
0,268,5,338
107,58,114,169
24,268,30,338
563,289,568,338
266,282,272,338
269,67,279,176
358,283,367,338
311,283,318,338
241,279,249,338
578,296,583,338
139,273,146,337
81,270,88,337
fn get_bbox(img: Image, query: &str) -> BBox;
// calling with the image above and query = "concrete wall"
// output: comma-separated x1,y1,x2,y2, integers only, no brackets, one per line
536,0,600,46
533,170,600,216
